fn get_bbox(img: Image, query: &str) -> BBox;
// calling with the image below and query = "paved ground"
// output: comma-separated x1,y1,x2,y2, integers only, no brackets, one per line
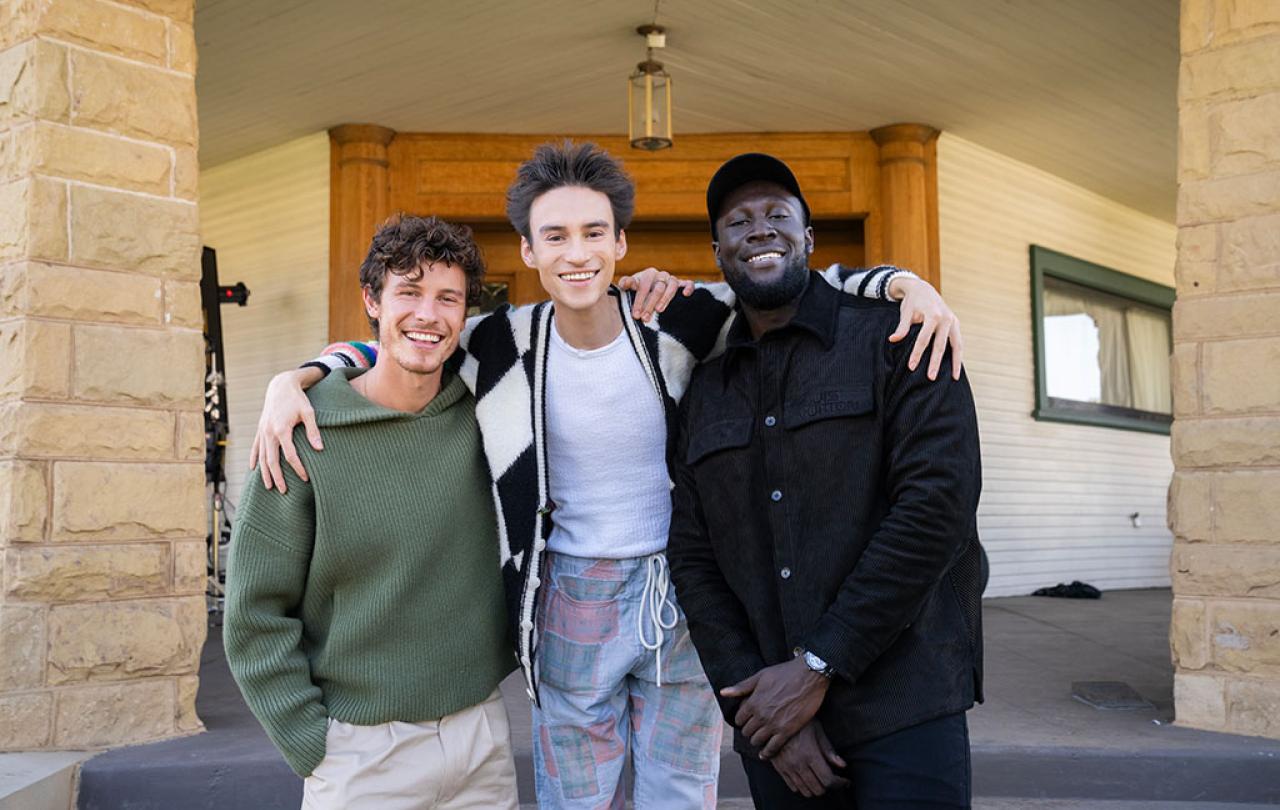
66,588,1280,809
977,589,1177,748
967,591,1280,805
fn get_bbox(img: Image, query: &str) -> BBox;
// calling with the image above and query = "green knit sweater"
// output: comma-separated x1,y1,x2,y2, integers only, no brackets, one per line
224,368,513,777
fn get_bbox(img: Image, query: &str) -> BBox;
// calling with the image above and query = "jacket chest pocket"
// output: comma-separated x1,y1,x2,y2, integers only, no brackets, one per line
783,387,875,430
684,417,756,530
685,418,754,466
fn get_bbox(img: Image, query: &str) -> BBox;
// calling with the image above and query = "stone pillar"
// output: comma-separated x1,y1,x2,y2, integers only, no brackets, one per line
0,0,206,751
1169,0,1280,739
328,124,395,342
869,123,940,287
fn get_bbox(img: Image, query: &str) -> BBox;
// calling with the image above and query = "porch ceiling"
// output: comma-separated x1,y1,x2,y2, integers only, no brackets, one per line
194,0,1178,221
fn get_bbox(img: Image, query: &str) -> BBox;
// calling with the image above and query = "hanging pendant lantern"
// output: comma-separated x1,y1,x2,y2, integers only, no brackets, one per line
628,25,673,151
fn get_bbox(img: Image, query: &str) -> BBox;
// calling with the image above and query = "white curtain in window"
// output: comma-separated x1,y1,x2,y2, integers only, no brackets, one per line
1125,306,1172,414
1043,285,1132,408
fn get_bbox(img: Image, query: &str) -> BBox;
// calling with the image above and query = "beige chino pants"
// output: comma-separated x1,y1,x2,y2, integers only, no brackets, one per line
302,689,518,810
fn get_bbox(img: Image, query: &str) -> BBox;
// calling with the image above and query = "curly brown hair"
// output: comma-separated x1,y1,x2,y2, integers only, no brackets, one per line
505,141,636,241
358,214,486,336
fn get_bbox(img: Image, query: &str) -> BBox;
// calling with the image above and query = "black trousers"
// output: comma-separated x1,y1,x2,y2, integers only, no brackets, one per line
740,712,971,810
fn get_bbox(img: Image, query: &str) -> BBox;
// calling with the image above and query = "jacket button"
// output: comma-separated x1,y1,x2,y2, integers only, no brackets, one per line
771,490,783,502
780,567,792,579
765,415,777,427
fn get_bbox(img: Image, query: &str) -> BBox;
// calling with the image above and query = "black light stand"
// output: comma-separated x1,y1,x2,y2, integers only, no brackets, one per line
200,247,249,618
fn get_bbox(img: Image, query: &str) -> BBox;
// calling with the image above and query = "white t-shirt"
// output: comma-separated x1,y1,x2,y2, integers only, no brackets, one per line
544,322,671,559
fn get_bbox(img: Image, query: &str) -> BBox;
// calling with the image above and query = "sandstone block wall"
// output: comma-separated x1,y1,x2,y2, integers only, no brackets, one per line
0,0,205,752
1171,0,1280,740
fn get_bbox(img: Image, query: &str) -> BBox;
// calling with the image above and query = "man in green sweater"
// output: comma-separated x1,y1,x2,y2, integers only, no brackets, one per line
224,215,517,809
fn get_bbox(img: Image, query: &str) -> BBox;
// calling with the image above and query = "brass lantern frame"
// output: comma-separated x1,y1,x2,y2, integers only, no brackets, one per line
628,24,673,150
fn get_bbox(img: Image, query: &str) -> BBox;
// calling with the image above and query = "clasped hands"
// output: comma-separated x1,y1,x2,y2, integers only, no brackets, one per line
722,656,850,798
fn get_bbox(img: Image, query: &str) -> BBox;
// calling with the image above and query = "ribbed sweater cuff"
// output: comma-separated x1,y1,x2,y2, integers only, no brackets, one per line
280,715,328,777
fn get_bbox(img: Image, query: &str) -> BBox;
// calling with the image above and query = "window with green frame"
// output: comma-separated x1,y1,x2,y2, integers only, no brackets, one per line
1030,246,1175,434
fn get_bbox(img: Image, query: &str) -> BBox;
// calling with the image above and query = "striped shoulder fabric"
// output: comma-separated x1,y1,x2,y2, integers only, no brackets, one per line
301,341,372,373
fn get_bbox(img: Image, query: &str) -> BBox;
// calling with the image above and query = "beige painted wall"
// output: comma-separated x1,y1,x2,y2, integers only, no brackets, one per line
199,132,330,505
937,134,1178,597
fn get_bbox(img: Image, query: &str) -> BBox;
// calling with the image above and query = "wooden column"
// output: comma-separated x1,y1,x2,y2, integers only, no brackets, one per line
329,124,396,342
869,123,940,287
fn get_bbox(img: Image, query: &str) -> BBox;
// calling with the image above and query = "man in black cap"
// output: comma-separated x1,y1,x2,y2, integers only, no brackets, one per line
667,154,984,808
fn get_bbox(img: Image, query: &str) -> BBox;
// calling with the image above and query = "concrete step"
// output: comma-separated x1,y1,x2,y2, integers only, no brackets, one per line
976,803,1280,810
518,804,761,810
521,802,1280,810
971,743,1280,805
80,741,1280,809
77,720,1280,808
0,751,90,810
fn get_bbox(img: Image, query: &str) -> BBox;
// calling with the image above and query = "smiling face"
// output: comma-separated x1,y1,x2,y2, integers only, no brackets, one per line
362,262,468,379
713,180,815,310
520,185,627,313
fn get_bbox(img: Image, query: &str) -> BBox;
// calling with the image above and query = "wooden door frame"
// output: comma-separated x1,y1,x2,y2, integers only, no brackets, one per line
328,127,939,342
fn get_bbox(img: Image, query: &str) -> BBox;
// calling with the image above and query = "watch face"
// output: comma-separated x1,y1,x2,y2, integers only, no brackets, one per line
804,651,827,671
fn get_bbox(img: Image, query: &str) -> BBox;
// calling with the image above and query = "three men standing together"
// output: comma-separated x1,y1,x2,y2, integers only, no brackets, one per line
229,142,981,809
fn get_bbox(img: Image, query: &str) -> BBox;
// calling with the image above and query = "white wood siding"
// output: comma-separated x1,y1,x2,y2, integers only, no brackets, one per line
199,133,330,506
937,135,1177,597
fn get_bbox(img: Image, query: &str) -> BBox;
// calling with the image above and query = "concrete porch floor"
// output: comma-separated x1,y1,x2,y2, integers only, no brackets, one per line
51,589,1280,808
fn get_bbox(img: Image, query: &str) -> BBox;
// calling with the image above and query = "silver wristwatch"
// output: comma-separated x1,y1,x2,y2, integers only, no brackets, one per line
802,650,835,679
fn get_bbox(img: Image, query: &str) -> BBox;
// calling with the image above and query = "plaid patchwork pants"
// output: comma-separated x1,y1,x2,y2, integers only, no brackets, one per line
532,552,723,809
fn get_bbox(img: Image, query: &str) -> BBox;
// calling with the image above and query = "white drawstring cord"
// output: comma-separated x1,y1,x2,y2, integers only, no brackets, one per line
637,552,679,687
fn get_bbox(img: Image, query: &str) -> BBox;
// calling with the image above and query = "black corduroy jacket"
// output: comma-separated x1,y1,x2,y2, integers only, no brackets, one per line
667,274,985,755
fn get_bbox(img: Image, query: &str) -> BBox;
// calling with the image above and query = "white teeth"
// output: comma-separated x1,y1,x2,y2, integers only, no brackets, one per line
748,252,784,263
561,271,596,282
405,331,442,343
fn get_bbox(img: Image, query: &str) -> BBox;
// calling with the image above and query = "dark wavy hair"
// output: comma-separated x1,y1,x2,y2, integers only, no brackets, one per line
505,141,636,241
358,214,486,336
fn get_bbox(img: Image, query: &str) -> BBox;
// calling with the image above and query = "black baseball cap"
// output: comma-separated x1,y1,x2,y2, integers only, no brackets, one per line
706,153,811,237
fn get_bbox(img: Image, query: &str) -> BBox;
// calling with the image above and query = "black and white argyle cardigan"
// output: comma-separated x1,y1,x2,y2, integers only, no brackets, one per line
309,264,910,701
